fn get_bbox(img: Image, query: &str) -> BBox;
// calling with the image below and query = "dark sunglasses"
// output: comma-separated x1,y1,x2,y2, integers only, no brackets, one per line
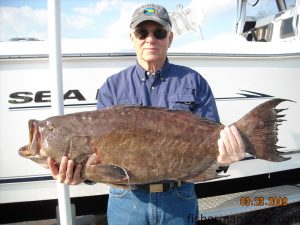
133,28,168,40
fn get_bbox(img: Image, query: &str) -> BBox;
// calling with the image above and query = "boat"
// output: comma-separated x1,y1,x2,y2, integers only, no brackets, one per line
0,0,299,223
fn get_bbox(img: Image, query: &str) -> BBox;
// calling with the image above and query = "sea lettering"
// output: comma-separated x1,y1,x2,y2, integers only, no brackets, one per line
8,89,87,104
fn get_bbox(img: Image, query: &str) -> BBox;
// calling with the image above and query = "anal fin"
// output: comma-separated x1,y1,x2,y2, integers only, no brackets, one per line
183,164,228,182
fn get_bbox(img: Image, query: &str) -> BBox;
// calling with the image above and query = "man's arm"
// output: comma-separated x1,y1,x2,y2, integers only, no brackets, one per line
97,80,114,109
192,77,246,165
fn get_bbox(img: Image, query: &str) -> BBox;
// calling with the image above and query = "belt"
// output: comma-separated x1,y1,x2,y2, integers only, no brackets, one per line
133,181,184,193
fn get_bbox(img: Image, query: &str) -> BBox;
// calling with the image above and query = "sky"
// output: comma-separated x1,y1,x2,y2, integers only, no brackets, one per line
0,0,238,45
0,0,290,47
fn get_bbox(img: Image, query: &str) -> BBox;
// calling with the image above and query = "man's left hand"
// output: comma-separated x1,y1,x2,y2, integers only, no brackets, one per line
217,125,246,165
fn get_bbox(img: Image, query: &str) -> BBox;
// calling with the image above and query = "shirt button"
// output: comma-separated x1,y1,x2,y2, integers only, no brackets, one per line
151,86,155,90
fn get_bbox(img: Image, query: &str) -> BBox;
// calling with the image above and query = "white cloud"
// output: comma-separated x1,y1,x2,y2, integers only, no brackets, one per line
0,5,97,41
183,0,235,29
73,0,120,16
189,0,234,17
62,14,95,31
0,6,48,41
103,1,141,39
73,1,107,16
67,0,142,39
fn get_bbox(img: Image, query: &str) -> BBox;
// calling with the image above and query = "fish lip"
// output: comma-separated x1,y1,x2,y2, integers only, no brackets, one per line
27,120,41,156
18,145,49,168
29,120,34,146
19,120,37,157
18,145,31,157
18,120,36,157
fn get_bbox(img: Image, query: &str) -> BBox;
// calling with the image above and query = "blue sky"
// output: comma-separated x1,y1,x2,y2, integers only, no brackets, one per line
0,0,287,46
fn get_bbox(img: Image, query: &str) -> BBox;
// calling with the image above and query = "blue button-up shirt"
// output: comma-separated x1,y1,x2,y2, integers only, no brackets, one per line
97,59,219,122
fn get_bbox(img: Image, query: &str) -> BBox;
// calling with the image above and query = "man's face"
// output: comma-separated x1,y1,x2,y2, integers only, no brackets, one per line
130,21,173,67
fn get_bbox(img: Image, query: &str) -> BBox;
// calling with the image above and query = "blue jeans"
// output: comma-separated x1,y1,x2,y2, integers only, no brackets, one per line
107,183,199,225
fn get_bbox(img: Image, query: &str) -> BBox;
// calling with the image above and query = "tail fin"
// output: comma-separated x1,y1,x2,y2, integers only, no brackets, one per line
234,98,293,162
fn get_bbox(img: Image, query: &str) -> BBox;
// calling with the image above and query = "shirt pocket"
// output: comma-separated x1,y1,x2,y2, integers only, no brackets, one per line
114,96,141,106
168,92,199,111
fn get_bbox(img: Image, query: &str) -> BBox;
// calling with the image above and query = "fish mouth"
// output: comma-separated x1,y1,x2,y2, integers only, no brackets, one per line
19,120,49,168
19,145,49,168
19,120,41,158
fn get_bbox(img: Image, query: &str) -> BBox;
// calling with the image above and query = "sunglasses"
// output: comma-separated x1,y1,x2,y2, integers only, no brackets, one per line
133,28,168,40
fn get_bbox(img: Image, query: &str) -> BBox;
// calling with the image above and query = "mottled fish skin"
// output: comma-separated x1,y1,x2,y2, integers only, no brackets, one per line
19,98,291,186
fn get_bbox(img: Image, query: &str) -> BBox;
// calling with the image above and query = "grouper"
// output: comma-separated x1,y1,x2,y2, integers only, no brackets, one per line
19,98,291,187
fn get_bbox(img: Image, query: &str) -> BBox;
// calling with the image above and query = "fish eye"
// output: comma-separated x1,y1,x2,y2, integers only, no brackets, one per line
44,121,55,131
48,125,55,131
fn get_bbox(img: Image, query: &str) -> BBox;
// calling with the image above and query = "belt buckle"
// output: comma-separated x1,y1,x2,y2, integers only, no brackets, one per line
149,184,164,193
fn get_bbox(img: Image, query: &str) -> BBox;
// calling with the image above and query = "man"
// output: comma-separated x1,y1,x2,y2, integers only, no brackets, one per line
48,4,245,225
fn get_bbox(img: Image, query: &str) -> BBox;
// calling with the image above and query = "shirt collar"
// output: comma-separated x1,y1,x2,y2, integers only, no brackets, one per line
135,58,170,82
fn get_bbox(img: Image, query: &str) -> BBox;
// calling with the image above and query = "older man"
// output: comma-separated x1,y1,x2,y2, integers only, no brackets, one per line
48,4,245,225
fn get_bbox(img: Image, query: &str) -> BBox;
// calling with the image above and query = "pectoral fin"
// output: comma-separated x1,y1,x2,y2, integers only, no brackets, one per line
84,156,129,184
93,164,128,181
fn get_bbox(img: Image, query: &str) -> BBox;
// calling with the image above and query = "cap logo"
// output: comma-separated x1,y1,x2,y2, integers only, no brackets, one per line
144,7,155,15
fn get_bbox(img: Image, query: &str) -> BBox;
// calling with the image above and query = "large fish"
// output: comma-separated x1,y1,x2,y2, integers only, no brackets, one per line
19,98,291,187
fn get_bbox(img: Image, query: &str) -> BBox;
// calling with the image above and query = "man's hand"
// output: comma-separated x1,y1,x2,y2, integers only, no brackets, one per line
217,125,246,165
47,156,84,185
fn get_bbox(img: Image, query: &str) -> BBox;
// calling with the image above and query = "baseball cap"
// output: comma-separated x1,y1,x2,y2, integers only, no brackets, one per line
130,4,172,29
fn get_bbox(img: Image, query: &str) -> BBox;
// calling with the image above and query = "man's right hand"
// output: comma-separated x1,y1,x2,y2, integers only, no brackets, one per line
47,156,84,185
